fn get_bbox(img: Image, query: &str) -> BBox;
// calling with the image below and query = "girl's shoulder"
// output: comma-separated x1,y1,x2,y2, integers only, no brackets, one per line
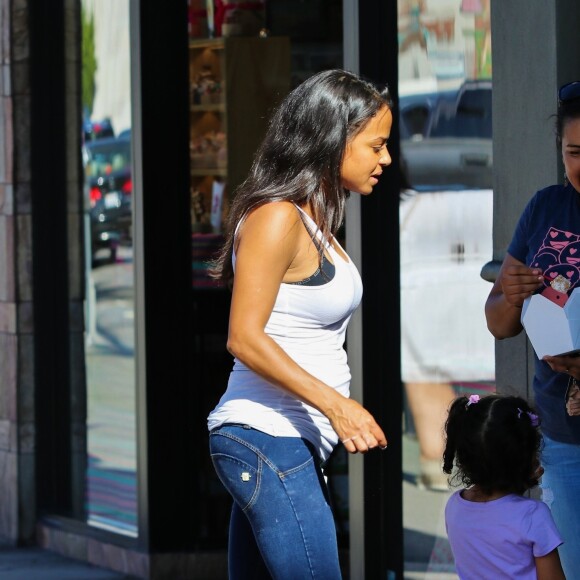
498,494,555,521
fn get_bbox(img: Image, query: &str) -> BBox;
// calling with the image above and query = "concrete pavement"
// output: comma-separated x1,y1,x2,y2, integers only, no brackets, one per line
2,252,459,579
0,433,458,580
0,539,133,579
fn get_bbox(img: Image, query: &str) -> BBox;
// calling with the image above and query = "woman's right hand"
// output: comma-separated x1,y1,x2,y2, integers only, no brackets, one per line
326,396,388,454
498,263,544,308
485,253,544,339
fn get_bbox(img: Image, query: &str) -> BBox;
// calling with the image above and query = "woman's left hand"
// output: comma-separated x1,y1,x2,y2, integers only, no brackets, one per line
543,354,580,378
567,381,580,416
326,397,388,454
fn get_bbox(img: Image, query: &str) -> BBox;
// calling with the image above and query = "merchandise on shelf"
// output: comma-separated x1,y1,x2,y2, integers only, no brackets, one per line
191,65,223,105
190,130,227,169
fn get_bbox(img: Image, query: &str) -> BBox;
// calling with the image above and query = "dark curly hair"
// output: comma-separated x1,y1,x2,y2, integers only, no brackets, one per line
443,394,543,496
210,68,392,286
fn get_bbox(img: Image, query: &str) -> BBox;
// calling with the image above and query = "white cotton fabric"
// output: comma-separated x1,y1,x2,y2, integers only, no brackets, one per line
207,208,362,460
400,189,495,382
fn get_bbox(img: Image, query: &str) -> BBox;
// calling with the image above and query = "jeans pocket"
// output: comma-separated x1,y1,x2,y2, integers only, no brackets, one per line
210,434,261,511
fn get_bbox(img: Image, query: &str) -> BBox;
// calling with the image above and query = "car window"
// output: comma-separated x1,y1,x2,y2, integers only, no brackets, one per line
401,105,431,138
399,90,459,141
85,140,131,177
430,89,492,139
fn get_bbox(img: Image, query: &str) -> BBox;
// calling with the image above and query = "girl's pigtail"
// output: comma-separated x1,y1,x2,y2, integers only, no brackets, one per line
443,396,468,474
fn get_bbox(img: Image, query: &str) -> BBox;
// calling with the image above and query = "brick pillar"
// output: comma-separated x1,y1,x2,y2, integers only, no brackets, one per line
0,0,36,542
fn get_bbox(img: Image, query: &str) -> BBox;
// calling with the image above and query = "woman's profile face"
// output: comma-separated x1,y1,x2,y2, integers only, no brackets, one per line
341,105,393,195
562,117,580,193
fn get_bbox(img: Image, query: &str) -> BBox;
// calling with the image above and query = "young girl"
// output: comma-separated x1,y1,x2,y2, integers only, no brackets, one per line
443,394,565,580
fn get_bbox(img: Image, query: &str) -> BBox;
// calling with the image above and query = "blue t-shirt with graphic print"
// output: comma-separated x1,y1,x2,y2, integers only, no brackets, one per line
508,183,580,444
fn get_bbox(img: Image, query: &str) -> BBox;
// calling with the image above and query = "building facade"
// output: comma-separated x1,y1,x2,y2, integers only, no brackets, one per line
1,1,579,578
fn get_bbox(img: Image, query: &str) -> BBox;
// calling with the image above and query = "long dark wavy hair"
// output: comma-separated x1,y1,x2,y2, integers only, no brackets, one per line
210,69,392,285
443,394,542,495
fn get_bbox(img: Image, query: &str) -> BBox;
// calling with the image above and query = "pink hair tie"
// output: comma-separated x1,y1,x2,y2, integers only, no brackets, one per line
466,394,480,407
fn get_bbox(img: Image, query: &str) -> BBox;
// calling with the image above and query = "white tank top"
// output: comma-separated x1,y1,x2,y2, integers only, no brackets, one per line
207,206,363,460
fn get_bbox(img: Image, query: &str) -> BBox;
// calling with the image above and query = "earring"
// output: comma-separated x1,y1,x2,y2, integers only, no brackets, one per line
565,173,569,187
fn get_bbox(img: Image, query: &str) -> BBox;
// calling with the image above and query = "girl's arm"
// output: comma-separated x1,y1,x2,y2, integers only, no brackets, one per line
484,252,544,339
228,202,387,452
535,548,565,580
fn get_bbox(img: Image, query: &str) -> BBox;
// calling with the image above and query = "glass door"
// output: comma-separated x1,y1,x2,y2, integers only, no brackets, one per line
81,0,137,537
398,1,494,576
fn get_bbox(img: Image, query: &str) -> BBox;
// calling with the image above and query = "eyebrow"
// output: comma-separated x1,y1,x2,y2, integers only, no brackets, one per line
566,143,580,149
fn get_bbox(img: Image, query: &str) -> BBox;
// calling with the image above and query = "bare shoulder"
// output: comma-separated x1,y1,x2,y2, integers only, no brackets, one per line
235,201,303,276
240,201,302,241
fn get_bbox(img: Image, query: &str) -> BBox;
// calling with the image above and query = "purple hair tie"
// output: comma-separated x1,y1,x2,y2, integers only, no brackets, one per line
518,407,539,427
466,394,480,407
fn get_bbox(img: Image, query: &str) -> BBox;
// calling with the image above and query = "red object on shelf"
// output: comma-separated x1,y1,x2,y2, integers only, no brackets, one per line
188,0,209,38
214,0,265,37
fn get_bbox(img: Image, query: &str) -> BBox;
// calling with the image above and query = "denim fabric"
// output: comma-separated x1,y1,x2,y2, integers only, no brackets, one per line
540,434,580,578
209,424,342,580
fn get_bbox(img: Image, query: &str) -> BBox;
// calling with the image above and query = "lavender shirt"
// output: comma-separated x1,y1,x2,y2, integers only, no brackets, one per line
445,490,563,579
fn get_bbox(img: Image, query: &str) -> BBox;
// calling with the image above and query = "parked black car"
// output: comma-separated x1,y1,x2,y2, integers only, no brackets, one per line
83,136,132,262
399,88,457,140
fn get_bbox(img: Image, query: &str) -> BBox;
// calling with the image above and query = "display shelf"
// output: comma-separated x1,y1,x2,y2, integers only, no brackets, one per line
188,36,290,233
191,168,228,177
191,103,226,113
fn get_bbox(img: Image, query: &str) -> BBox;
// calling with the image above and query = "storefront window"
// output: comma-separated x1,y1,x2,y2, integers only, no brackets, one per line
81,0,137,536
398,0,494,575
187,0,345,548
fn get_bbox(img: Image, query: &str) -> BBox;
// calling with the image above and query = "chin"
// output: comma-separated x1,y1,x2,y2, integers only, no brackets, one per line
344,182,374,195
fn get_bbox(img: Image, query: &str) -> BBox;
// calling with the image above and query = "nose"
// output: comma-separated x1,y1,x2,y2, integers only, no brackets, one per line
379,150,392,167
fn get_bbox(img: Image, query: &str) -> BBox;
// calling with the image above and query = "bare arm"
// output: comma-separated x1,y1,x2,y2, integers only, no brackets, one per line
227,202,387,453
484,253,544,339
535,548,565,580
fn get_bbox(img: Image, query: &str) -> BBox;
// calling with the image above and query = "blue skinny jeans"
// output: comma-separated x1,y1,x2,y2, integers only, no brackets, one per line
209,424,342,580
540,434,580,579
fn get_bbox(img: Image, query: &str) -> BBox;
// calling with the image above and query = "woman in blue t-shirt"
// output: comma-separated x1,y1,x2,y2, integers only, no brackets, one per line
485,81,580,577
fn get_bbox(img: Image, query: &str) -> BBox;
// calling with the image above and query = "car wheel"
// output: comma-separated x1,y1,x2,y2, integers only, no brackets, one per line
109,244,118,264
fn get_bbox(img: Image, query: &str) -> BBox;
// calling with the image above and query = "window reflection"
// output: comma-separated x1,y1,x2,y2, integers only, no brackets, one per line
187,0,345,548
81,0,137,537
398,0,494,576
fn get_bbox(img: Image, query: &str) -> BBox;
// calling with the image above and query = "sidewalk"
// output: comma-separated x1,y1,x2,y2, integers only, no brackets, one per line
0,539,132,580
0,252,458,580
1,437,458,580
0,540,456,580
